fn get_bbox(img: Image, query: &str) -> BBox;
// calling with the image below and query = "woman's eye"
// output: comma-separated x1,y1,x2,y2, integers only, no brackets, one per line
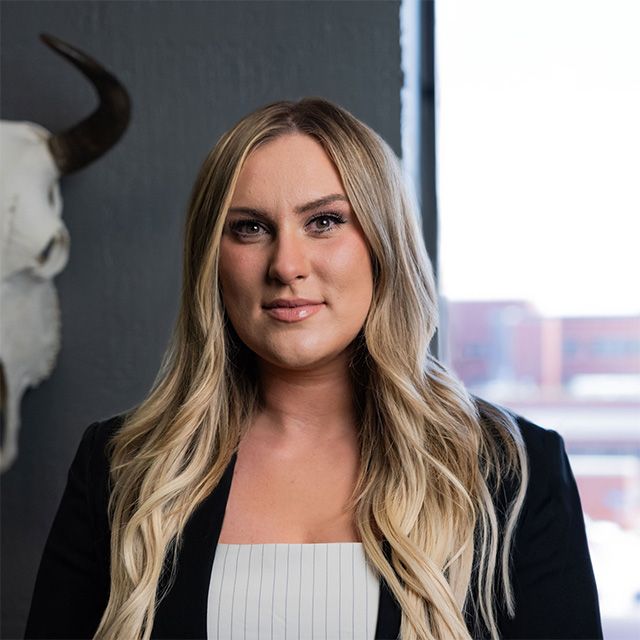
308,214,345,233
230,221,265,237
314,217,333,229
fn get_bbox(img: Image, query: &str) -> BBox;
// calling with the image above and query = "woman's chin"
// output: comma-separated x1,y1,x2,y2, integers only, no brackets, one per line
256,345,352,375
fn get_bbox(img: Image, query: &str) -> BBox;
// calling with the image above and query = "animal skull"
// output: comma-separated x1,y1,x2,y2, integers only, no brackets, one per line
0,35,130,472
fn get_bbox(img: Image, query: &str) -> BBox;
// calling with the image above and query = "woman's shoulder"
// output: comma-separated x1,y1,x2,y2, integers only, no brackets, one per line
76,414,124,460
511,413,579,511
513,412,565,459
479,402,584,536
80,414,124,448
475,397,567,466
509,412,578,501
69,415,125,494
24,416,125,639
511,413,572,489
488,414,602,637
474,398,575,508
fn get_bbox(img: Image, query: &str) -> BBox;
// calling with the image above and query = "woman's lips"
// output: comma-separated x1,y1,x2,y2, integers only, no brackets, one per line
262,299,325,322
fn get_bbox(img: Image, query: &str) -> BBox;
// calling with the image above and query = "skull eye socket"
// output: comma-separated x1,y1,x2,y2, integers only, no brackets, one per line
33,231,69,278
48,185,58,207
38,239,56,264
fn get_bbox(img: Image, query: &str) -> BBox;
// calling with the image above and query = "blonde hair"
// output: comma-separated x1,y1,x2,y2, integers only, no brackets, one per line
97,98,528,640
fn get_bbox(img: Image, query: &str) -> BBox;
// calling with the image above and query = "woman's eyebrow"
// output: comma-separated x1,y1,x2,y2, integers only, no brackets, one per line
295,194,349,213
227,194,349,218
227,206,267,217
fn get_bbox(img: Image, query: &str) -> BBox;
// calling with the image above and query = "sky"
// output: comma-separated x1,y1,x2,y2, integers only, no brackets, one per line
435,0,640,317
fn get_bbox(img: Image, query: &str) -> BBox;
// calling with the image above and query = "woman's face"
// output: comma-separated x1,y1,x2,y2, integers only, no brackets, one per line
218,134,373,372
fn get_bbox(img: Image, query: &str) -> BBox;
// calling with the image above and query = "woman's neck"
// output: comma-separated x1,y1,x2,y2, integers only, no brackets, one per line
253,356,359,442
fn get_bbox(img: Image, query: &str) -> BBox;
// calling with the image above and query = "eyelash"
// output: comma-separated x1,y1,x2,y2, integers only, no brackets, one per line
307,212,347,232
229,212,347,238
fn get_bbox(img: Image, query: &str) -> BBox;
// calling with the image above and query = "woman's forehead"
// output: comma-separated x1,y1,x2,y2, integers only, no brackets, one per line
230,134,348,210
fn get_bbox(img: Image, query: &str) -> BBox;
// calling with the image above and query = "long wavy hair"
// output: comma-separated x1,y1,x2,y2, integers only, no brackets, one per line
96,98,528,640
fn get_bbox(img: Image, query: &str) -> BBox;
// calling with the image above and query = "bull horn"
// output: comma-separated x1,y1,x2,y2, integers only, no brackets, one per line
41,33,131,175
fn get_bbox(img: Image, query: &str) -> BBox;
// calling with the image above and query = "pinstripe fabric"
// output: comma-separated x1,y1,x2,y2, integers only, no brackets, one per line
207,543,379,640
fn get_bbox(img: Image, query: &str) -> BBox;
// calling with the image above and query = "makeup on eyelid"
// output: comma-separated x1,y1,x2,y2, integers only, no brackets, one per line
227,212,347,239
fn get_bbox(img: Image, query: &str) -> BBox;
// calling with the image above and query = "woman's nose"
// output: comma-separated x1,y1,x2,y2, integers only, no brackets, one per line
267,232,310,284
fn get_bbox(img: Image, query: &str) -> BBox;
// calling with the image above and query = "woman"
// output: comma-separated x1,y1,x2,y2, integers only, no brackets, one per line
26,98,602,640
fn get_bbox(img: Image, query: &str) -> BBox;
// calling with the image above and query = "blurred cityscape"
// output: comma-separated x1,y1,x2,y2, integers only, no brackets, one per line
443,300,640,638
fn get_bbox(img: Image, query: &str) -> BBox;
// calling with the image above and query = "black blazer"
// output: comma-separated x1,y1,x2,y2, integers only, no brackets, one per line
25,414,602,640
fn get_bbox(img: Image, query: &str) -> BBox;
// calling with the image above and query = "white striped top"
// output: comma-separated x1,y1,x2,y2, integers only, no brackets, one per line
207,543,380,640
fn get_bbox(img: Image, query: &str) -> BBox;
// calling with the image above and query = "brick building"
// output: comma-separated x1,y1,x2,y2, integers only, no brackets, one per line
445,300,640,392
444,300,640,531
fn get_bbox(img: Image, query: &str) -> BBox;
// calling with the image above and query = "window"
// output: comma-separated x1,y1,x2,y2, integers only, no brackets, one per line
435,1,640,637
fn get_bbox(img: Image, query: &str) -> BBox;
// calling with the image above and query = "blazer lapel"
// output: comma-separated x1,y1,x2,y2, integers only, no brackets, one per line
374,580,402,639
374,540,402,639
152,454,237,639
152,453,402,639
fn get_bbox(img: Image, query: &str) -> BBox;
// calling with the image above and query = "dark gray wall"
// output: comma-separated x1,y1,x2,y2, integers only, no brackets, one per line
0,1,403,636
